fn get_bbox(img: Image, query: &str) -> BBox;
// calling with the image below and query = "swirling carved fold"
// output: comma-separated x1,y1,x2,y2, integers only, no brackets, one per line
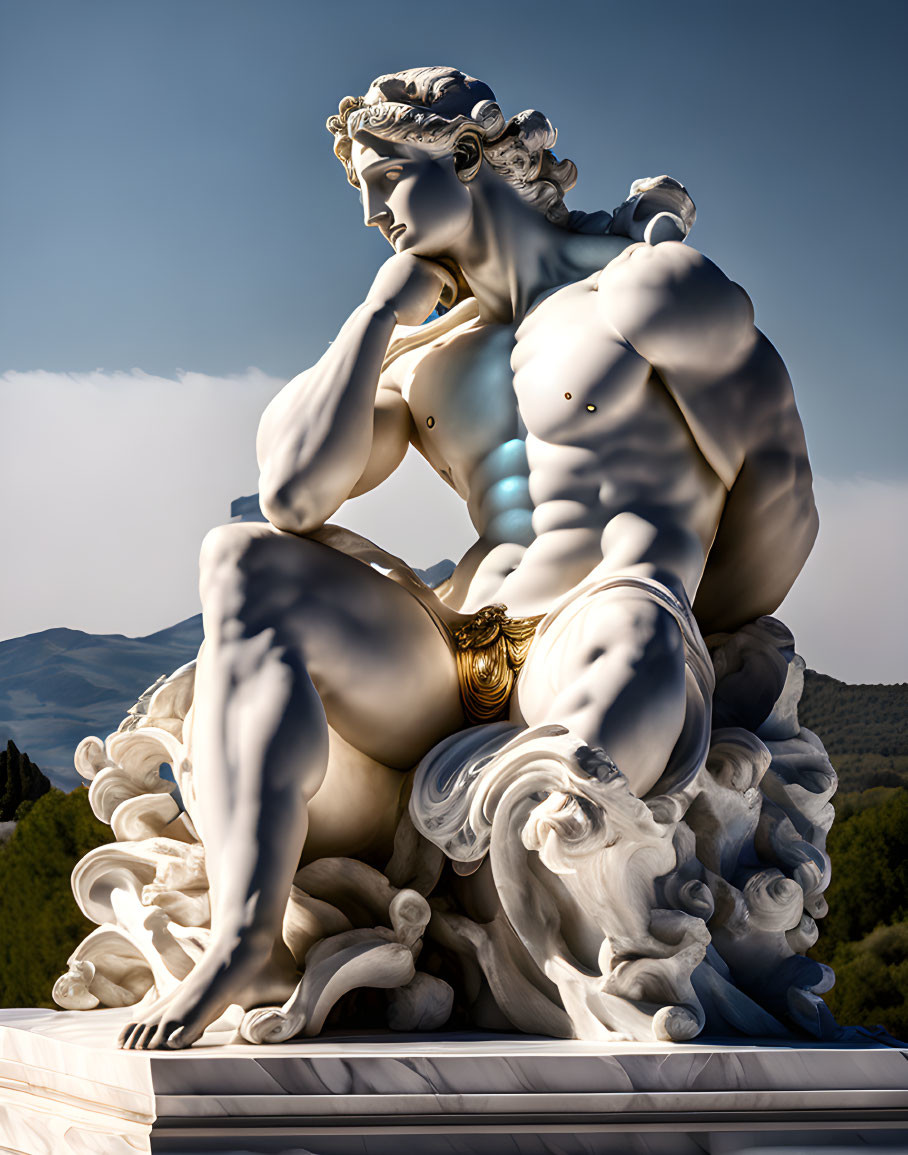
55,613,840,1044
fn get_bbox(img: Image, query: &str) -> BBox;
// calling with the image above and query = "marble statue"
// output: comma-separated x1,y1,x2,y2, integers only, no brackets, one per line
53,66,838,1050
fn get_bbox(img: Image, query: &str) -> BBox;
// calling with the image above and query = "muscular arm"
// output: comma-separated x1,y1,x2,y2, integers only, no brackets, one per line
601,241,819,632
256,254,447,534
689,339,819,633
257,301,403,534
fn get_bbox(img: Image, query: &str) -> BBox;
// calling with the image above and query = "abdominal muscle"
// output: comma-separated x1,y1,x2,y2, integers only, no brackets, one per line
438,440,726,620
402,294,727,620
451,520,711,621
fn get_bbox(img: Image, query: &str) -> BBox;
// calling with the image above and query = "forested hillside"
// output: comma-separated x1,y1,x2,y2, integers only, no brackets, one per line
800,670,908,790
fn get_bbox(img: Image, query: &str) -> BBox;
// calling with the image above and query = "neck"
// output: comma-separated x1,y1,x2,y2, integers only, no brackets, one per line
443,176,577,323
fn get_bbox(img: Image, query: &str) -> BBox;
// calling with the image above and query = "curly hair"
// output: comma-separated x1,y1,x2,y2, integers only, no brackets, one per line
326,66,578,226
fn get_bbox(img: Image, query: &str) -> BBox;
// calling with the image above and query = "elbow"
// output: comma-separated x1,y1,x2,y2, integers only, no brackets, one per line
258,471,325,536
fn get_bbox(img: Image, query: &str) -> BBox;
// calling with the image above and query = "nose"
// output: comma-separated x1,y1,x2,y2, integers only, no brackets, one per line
362,184,390,229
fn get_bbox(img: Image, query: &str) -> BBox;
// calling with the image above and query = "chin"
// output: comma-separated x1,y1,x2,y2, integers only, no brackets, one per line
398,229,461,259
405,242,455,261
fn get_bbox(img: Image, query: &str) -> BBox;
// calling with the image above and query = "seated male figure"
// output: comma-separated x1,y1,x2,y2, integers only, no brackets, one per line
120,67,817,1051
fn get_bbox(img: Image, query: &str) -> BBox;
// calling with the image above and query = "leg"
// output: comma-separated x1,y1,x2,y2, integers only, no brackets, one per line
514,582,688,797
121,522,462,1049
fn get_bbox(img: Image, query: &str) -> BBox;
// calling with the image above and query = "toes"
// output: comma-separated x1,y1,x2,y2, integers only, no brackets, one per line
128,1022,156,1050
145,1020,170,1050
147,1018,183,1050
141,1022,166,1049
117,1011,198,1051
118,1022,138,1048
121,1022,151,1050
173,1018,211,1049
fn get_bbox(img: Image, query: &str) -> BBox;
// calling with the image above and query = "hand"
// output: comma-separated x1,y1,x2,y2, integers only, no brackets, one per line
365,253,457,326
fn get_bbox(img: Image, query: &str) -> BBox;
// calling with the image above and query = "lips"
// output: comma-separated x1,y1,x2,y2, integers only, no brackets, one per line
388,224,406,244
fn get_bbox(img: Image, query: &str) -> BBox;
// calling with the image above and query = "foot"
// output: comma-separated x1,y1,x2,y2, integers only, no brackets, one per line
118,935,298,1050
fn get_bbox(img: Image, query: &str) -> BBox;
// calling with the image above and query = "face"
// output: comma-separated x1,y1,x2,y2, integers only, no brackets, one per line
351,136,475,257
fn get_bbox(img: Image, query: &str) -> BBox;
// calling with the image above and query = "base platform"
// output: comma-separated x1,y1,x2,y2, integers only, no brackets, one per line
1,1008,907,1153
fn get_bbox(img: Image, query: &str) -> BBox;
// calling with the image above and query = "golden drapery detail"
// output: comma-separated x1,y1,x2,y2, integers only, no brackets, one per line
453,604,544,725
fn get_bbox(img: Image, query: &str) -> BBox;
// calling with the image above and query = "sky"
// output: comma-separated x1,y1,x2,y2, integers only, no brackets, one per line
1,0,906,683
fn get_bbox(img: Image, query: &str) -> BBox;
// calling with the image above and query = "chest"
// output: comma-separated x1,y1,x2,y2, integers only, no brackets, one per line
402,286,657,473
402,322,524,493
511,282,656,446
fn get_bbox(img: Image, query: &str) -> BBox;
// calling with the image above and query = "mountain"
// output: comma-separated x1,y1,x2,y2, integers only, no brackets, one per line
0,617,204,787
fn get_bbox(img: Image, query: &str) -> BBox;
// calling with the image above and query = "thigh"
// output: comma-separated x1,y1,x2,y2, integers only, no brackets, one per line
200,522,464,769
513,582,687,795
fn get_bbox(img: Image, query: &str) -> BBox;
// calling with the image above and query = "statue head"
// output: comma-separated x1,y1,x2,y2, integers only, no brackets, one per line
326,66,579,231
326,66,696,301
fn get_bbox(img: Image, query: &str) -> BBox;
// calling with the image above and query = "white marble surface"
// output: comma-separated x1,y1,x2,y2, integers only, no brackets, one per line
0,1008,154,1153
2,1008,907,1153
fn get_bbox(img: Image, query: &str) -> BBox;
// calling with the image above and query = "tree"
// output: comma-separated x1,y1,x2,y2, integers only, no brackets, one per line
0,740,51,821
824,922,908,1039
809,788,908,1037
815,789,908,951
0,787,112,1008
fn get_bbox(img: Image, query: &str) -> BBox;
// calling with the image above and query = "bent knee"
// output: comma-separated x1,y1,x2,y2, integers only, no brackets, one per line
198,524,360,628
199,522,272,583
197,523,319,614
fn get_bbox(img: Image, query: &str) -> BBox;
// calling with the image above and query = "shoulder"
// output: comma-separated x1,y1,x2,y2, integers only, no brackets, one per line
594,242,756,371
596,240,745,307
595,243,801,490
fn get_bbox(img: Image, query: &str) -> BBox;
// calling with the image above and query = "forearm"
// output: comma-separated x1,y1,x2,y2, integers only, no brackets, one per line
257,300,397,534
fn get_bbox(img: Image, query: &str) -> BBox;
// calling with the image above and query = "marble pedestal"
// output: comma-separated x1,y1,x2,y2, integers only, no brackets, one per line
1,1008,907,1154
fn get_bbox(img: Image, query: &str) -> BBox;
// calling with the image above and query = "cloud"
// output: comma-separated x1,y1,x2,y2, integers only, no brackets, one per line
777,476,908,684
1,369,905,684
0,368,474,641
1,368,278,639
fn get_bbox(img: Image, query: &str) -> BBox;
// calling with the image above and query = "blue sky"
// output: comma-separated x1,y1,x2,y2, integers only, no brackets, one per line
1,0,906,681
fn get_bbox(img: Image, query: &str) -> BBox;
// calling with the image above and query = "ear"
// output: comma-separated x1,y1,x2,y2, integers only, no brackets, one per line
453,130,483,184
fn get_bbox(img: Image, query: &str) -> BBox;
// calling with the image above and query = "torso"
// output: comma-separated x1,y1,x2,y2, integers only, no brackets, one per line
389,258,729,617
